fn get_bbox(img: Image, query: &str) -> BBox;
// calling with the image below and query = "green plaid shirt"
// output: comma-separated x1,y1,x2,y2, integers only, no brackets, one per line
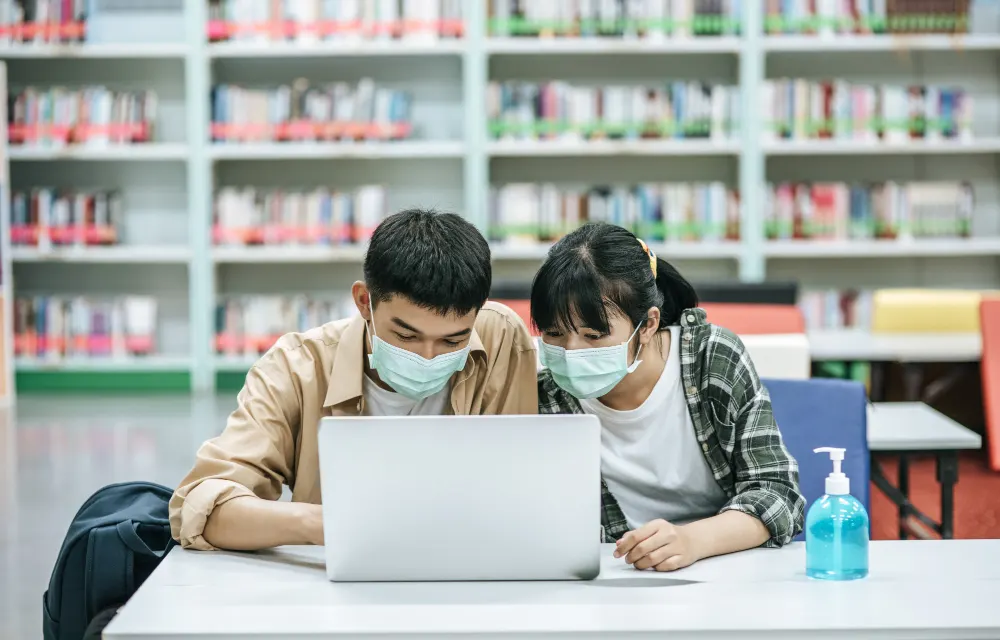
538,308,805,547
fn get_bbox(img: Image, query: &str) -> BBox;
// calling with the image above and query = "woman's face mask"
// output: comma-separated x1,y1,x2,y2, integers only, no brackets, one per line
539,323,644,399
366,300,471,401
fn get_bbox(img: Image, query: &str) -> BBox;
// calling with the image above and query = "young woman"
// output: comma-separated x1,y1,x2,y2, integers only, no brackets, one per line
533,222,804,572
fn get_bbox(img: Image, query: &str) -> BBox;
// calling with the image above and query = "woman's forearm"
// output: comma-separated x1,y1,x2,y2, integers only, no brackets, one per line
682,510,771,562
203,496,323,551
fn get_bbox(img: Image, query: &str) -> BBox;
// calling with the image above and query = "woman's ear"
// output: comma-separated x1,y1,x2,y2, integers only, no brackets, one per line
638,307,661,345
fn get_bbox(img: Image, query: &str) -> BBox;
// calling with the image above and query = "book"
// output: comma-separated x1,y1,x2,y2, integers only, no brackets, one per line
8,86,156,148
488,81,740,140
10,188,122,247
207,0,464,42
211,78,413,142
213,185,387,246
13,295,158,361
763,79,972,142
799,290,874,331
764,181,973,240
489,182,740,244
487,0,742,38
766,0,975,34
215,294,358,357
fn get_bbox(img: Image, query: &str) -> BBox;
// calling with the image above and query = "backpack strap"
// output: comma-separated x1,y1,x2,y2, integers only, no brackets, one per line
116,521,168,558
84,526,134,621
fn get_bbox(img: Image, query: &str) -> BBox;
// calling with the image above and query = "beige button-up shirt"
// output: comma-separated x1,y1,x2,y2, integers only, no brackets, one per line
170,302,538,550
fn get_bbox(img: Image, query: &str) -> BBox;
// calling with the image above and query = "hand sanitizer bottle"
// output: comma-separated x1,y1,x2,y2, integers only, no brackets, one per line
806,447,869,580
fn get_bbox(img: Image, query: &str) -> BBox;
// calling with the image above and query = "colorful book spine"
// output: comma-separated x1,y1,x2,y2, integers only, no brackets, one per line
488,81,740,140
213,185,386,246
487,0,742,38
762,80,972,142
13,295,157,361
207,0,464,42
765,0,973,35
0,0,87,44
210,79,413,142
10,188,122,247
8,86,156,148
489,182,740,244
215,294,358,357
764,181,973,240
799,290,874,331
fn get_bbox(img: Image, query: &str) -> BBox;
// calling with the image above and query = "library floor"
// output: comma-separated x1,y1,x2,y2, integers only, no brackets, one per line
1,394,1000,639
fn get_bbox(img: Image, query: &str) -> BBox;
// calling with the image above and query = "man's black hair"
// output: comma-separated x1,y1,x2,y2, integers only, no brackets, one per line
364,208,492,315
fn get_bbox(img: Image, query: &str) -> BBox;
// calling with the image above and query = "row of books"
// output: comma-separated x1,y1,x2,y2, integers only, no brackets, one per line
489,182,740,244
216,295,357,356
764,181,974,240
488,0,741,37
488,81,740,140
207,0,464,42
211,79,413,142
214,186,387,245
800,289,873,331
0,0,86,43
8,86,158,147
764,0,981,35
762,80,973,142
10,188,124,247
14,295,158,360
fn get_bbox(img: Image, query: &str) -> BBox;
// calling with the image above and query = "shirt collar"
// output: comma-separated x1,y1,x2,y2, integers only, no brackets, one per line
323,313,487,408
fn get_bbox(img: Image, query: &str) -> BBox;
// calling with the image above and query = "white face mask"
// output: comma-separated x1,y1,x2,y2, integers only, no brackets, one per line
366,300,471,401
538,323,644,399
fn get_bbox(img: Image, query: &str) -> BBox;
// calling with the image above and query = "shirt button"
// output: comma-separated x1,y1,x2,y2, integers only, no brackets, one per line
686,314,695,323
702,443,710,453
683,332,692,342
687,385,697,395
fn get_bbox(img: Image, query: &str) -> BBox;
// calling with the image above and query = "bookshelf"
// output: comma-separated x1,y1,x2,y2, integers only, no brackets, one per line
1,1,999,392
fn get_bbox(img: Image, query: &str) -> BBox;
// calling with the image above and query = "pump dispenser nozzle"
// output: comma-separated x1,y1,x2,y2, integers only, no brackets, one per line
814,447,850,495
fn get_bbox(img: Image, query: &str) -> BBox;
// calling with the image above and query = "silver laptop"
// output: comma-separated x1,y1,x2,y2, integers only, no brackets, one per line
318,414,601,582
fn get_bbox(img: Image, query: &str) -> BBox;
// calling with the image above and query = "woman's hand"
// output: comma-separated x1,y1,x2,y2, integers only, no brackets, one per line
613,519,701,572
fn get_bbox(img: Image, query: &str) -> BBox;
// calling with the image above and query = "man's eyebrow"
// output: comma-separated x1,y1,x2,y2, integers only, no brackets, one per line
391,317,422,334
390,318,472,339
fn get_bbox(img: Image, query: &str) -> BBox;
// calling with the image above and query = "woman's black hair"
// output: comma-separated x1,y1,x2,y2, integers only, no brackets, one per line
530,222,698,334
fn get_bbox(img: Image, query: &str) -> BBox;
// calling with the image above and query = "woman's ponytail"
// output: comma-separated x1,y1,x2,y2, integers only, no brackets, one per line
654,256,699,327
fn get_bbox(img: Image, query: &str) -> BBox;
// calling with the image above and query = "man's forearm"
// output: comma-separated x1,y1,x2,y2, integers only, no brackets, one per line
202,496,323,551
682,510,770,562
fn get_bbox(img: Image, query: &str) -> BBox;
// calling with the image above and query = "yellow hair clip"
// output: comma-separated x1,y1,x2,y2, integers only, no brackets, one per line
637,238,658,278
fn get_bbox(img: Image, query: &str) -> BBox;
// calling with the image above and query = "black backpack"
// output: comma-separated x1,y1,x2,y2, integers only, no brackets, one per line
43,481,177,640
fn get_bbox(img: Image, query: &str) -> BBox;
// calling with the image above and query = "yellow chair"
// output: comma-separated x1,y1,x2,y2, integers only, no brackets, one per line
871,289,986,334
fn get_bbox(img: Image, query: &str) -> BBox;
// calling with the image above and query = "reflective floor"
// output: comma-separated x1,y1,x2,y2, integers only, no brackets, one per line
0,394,236,639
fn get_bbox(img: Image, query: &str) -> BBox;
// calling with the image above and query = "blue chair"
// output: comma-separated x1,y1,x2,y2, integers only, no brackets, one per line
762,378,870,537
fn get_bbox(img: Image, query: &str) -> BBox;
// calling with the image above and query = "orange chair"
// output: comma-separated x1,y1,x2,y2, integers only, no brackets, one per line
700,303,805,335
981,299,1000,471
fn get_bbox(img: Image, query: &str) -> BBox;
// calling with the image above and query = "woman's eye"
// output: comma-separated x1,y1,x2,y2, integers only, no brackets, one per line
443,339,462,347
395,334,417,342
544,330,563,338
585,334,605,341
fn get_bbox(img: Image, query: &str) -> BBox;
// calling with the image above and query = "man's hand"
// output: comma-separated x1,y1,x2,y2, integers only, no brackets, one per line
613,519,700,572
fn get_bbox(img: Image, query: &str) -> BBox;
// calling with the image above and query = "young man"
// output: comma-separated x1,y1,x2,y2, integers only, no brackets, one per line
170,209,538,551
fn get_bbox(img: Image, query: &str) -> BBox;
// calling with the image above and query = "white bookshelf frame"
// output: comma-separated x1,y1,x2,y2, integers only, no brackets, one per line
1,4,998,392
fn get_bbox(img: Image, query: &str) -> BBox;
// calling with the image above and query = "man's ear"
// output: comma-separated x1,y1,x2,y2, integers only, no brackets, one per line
352,282,371,320
638,307,661,345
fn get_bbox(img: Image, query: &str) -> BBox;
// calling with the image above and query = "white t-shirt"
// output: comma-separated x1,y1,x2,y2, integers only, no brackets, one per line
579,326,727,529
362,374,451,416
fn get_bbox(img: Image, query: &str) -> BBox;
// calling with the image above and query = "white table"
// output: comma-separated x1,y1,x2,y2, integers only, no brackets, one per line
105,541,1000,640
867,403,982,540
808,330,982,363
